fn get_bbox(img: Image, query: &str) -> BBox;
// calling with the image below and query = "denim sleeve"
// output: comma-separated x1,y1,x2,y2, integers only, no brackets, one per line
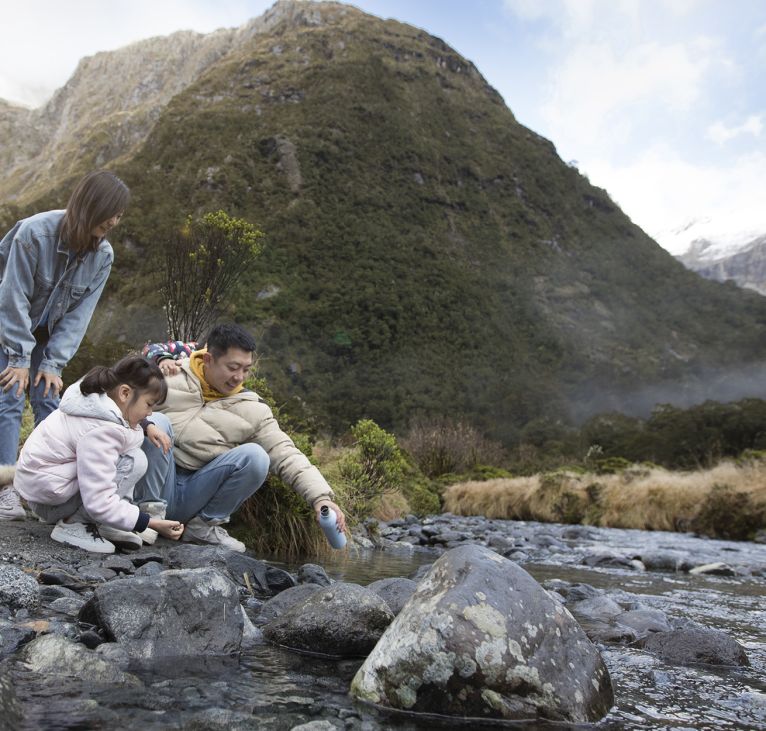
40,258,113,376
0,224,39,368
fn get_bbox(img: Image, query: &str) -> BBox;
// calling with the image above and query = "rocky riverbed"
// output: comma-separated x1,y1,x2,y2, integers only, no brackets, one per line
1,512,765,730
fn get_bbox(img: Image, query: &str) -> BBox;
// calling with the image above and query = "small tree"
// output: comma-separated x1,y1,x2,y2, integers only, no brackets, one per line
161,211,264,341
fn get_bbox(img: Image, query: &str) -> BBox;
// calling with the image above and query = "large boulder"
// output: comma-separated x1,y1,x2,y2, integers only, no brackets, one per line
351,545,613,723
641,625,750,667
263,582,394,657
366,578,418,616
79,567,243,659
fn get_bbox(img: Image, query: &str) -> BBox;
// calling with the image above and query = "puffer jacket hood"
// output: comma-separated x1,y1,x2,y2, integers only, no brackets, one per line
59,380,127,427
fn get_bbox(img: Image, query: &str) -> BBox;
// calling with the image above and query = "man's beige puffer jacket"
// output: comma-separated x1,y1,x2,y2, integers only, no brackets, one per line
155,360,333,506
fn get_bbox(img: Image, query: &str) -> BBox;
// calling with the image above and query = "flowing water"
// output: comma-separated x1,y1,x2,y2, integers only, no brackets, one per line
8,522,766,731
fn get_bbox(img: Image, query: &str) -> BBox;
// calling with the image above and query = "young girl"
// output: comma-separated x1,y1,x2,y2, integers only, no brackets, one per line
13,355,184,553
0,170,129,474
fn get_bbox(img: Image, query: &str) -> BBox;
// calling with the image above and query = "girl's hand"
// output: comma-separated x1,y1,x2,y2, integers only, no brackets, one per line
158,360,180,377
33,370,63,398
146,423,172,454
314,499,347,533
149,518,184,540
0,366,29,397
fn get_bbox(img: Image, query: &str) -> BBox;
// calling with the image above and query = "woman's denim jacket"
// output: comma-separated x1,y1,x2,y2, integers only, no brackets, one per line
0,210,113,376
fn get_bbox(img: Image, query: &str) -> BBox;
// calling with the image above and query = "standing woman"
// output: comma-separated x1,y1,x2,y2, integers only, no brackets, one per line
0,170,129,473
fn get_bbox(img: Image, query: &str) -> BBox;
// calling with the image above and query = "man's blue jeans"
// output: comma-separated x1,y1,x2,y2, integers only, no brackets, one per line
0,341,60,465
134,412,270,523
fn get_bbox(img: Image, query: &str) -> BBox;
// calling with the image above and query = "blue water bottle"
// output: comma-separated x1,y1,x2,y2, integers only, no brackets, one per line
319,505,346,549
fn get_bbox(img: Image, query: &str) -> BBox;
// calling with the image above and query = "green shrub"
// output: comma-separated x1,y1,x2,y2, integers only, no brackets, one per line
338,419,407,519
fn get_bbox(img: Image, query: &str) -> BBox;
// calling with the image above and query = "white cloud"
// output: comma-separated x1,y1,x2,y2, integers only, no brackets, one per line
540,38,717,159
707,115,763,144
585,147,766,253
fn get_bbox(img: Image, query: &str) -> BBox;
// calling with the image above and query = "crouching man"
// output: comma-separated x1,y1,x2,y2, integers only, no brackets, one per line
135,323,345,552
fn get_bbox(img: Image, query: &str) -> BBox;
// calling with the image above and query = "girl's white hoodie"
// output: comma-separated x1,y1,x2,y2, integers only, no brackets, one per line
14,381,143,530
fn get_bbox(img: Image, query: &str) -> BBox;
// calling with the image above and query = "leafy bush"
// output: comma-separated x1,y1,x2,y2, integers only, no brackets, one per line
338,419,407,519
159,210,264,340
692,483,765,540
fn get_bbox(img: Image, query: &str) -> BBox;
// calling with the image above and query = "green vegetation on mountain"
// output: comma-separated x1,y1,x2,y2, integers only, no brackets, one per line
4,1,766,446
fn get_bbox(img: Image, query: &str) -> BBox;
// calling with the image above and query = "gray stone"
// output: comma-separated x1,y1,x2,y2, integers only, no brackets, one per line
297,563,333,586
639,551,685,572
366,577,417,616
21,634,141,684
0,617,36,658
76,564,117,582
48,596,86,617
101,555,135,574
0,665,22,729
257,584,323,626
616,609,672,637
0,565,40,610
39,585,80,602
134,560,164,577
689,562,736,576
568,596,623,622
642,626,750,667
79,567,243,659
351,545,613,723
263,582,394,657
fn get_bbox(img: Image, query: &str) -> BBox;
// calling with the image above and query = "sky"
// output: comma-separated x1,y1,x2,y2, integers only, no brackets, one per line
1,0,765,254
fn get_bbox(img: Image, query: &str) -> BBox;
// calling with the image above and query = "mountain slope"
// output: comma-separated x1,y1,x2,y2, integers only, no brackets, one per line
4,0,766,442
677,234,766,296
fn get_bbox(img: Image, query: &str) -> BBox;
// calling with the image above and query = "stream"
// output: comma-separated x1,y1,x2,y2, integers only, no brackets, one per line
6,518,766,730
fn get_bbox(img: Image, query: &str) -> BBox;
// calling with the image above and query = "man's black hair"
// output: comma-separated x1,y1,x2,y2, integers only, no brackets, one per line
205,323,257,357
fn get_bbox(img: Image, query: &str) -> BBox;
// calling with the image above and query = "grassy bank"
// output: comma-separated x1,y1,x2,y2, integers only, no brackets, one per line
443,460,766,541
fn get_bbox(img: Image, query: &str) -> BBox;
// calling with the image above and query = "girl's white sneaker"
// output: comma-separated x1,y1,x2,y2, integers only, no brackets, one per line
50,520,115,554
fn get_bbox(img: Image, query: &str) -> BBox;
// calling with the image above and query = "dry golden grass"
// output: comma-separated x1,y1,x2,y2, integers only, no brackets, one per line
443,460,766,538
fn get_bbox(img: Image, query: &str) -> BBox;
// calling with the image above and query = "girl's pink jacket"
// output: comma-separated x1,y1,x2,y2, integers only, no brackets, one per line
14,381,144,530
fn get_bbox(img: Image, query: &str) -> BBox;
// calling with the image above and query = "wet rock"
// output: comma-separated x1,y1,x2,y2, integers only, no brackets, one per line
76,564,117,582
291,721,341,730
256,584,323,626
754,529,766,544
134,560,164,577
638,551,685,572
616,609,672,637
263,582,394,657
366,578,417,615
542,581,601,604
130,551,163,567
79,567,243,659
78,630,104,649
167,545,297,596
20,634,141,685
38,585,80,602
642,625,750,667
297,563,333,587
101,555,135,574
561,526,597,540
568,596,623,622
0,565,39,610
583,621,639,645
689,562,736,576
351,545,613,723
352,535,375,550
582,551,644,571
0,667,22,730
409,563,433,581
0,617,36,658
37,567,89,590
48,596,86,617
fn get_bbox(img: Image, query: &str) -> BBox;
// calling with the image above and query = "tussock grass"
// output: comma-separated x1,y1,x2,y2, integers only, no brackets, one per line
443,460,766,540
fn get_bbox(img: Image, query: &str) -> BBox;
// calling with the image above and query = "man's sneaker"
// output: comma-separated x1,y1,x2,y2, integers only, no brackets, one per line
137,501,166,545
51,520,115,554
0,485,25,520
182,516,246,553
97,525,143,551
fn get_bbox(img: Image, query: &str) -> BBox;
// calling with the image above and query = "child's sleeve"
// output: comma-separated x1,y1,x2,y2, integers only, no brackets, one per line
142,340,198,363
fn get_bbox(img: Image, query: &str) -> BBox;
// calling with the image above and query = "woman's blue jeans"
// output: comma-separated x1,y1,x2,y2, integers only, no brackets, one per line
0,341,60,465
134,412,270,524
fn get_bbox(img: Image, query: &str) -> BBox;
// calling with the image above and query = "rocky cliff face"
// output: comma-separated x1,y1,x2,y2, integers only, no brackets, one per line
677,235,766,296
0,1,325,203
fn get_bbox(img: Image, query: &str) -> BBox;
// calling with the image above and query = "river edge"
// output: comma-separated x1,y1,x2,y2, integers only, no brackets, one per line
2,513,766,730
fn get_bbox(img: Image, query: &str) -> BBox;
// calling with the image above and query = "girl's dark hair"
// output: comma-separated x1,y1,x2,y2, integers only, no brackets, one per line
61,170,130,254
80,355,167,405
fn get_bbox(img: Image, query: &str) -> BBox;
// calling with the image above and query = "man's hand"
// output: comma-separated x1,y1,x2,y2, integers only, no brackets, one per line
314,499,347,533
158,360,180,377
33,370,63,399
146,423,172,454
0,366,30,397
149,518,184,540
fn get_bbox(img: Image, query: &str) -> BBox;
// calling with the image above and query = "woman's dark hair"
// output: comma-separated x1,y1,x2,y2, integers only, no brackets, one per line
205,323,257,358
80,355,167,405
61,170,130,254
